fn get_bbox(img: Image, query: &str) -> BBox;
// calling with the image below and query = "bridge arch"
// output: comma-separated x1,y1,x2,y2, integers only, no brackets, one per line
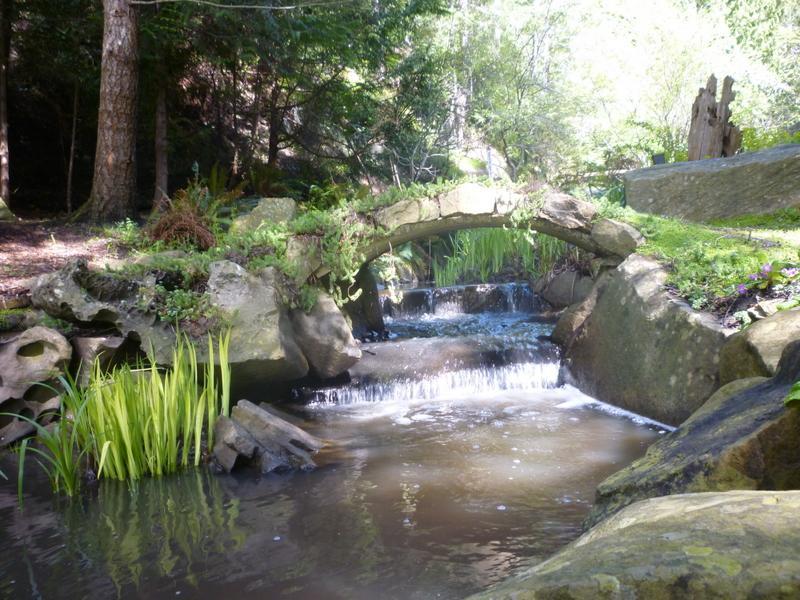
359,182,638,265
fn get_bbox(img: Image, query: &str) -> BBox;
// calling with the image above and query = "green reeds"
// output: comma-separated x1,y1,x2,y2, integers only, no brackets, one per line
84,331,232,480
2,380,90,499
433,228,571,287
8,330,232,502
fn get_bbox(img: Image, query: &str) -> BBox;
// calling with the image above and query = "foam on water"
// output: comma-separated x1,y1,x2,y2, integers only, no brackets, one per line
309,361,561,408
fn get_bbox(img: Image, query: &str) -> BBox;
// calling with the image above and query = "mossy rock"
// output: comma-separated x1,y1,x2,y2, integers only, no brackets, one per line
719,307,800,384
472,491,800,599
584,340,800,529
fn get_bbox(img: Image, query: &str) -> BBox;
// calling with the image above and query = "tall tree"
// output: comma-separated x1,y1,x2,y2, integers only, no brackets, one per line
87,0,139,221
0,0,11,217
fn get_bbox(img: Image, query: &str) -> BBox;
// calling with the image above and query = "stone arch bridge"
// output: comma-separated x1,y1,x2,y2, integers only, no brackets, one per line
288,182,644,284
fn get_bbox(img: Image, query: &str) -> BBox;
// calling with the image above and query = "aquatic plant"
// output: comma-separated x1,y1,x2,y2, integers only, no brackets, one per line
2,379,91,499
83,331,232,480
433,228,571,287
9,331,232,503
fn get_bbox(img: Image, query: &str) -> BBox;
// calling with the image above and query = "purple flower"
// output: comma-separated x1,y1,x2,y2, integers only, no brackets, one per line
737,283,748,295
781,267,799,278
748,273,759,281
761,263,773,274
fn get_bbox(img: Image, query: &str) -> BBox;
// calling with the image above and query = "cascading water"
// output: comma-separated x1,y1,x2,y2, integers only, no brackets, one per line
308,282,560,406
0,281,668,600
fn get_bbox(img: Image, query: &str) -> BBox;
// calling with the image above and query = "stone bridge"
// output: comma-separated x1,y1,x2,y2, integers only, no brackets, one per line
289,182,645,283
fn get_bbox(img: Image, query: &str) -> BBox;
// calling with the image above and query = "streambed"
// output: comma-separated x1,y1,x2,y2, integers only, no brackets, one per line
0,284,664,599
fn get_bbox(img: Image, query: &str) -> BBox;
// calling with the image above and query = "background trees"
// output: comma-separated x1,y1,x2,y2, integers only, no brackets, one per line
0,0,795,220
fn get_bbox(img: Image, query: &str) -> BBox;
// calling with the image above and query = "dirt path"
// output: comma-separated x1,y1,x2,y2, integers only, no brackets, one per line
0,220,121,306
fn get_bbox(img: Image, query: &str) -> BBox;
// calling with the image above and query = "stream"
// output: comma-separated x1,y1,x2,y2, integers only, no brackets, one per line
0,283,665,599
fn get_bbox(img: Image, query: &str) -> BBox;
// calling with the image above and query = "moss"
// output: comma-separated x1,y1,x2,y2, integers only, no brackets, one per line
709,207,800,230
596,200,800,310
0,308,28,331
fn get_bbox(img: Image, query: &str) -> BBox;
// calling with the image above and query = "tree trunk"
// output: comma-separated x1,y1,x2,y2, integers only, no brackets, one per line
266,84,282,168
0,0,11,213
87,0,139,221
153,86,168,210
66,82,79,213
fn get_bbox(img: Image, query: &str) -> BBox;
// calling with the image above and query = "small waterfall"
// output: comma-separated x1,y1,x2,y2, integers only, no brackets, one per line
308,361,560,406
382,282,544,319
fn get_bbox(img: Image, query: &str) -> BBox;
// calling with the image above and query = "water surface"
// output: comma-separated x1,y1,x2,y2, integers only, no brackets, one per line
0,284,664,599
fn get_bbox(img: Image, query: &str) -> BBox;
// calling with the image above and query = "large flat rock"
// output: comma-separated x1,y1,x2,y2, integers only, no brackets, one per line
623,144,800,222
472,491,800,599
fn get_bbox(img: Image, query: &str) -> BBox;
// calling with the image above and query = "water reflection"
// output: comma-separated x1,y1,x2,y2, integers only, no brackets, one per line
0,300,664,599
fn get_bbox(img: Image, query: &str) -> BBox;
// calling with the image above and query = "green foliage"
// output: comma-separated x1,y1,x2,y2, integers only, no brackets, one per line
433,228,570,287
740,128,800,152
710,208,800,230
148,168,246,250
785,380,800,409
75,331,232,481
153,286,210,323
9,332,232,503
2,381,88,500
105,218,143,248
602,203,800,309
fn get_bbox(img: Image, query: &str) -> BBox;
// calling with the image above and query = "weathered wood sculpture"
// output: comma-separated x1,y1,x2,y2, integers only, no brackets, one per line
687,74,742,161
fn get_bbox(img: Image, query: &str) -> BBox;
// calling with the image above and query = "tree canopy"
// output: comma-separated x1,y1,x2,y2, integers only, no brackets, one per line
0,0,796,219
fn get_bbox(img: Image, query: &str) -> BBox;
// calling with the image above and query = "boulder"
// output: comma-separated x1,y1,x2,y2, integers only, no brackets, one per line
551,272,612,347
623,144,800,222
207,261,309,381
343,265,385,340
375,196,439,230
230,197,297,234
212,416,259,472
290,291,361,379
585,340,800,528
562,254,730,425
719,307,800,384
590,218,644,257
0,395,61,447
536,191,598,230
284,235,326,284
30,260,176,363
71,335,126,386
213,400,323,473
0,326,71,403
472,491,800,600
534,270,594,309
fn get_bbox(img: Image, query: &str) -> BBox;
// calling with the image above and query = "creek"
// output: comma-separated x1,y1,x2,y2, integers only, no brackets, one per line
0,283,666,599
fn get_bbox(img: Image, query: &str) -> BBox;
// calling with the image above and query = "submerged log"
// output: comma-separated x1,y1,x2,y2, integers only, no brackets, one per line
213,400,324,474
687,74,742,161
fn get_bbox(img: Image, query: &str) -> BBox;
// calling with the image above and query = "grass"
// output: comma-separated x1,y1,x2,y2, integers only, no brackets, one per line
9,331,232,502
597,200,800,309
709,208,800,231
80,330,231,480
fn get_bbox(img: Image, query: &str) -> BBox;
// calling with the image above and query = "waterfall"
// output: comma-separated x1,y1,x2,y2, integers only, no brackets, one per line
308,361,560,406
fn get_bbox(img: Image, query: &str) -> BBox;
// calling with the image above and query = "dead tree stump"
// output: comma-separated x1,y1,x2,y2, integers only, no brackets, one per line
687,75,742,161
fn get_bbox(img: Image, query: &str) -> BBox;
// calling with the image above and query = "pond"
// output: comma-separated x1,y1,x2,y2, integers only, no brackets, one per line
0,284,665,599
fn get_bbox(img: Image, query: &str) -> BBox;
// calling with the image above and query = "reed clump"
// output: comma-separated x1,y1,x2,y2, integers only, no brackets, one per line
7,331,232,500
